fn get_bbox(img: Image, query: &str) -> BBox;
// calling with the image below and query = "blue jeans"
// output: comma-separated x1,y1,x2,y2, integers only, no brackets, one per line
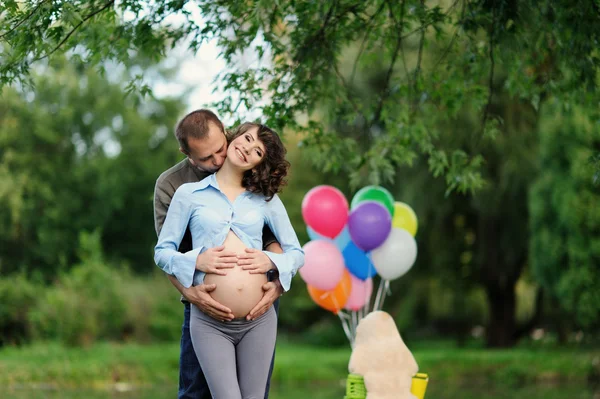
179,300,279,399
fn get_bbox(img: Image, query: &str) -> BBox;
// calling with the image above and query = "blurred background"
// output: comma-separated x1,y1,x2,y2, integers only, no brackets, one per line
1,0,599,398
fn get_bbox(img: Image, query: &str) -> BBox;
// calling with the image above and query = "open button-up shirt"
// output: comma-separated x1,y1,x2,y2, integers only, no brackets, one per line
154,173,304,291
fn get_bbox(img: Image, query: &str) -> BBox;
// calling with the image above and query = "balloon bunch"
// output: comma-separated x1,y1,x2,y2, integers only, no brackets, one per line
300,185,418,346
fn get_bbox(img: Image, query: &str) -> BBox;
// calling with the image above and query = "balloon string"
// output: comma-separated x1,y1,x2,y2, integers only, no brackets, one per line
351,310,358,340
319,291,331,300
379,280,390,309
373,278,385,311
371,279,379,312
338,312,354,347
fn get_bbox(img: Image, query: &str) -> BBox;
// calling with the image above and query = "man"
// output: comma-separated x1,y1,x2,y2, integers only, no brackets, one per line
153,109,284,399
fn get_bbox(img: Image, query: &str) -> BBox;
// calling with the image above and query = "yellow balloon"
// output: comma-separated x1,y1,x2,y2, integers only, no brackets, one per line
392,202,418,236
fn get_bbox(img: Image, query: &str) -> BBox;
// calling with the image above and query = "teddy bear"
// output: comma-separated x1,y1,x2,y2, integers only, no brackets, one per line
348,311,419,399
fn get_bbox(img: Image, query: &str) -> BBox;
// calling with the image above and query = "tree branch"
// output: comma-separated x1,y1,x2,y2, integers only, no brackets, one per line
371,1,405,127
333,61,362,118
480,1,497,137
413,0,426,95
37,0,115,61
0,0,49,40
430,0,467,75
387,0,411,93
349,1,387,86
399,0,460,41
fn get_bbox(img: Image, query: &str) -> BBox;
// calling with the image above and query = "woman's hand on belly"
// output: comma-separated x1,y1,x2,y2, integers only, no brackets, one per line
237,248,276,274
195,245,238,275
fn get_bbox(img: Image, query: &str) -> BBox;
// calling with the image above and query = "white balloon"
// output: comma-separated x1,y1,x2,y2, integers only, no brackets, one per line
371,227,417,280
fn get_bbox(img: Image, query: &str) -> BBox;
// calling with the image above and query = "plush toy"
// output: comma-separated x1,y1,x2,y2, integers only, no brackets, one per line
348,311,419,399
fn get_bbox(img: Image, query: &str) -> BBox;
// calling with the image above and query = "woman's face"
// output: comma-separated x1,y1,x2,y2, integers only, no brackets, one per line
227,126,266,171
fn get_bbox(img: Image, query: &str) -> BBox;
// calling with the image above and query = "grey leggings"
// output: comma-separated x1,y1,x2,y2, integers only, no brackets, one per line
190,305,277,399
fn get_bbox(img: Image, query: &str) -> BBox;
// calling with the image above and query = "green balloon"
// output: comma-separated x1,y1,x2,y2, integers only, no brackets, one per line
350,185,395,216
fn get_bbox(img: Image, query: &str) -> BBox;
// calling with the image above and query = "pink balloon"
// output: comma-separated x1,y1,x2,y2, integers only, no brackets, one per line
302,185,349,239
344,275,373,311
299,240,345,291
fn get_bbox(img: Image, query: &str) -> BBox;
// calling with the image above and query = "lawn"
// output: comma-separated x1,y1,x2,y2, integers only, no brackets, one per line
0,339,598,397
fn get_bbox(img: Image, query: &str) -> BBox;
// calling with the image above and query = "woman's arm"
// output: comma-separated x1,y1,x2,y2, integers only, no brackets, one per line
154,187,205,288
263,194,305,292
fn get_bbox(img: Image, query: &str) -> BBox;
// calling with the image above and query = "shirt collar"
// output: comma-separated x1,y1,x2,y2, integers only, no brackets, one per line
192,173,219,192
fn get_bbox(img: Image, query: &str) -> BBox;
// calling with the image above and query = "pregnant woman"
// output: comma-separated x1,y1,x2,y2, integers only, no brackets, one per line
155,122,304,398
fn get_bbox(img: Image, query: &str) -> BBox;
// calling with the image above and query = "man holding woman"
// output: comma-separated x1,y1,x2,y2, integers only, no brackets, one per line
153,109,303,398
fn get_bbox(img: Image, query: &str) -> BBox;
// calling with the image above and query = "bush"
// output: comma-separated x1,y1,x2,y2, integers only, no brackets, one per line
0,273,40,346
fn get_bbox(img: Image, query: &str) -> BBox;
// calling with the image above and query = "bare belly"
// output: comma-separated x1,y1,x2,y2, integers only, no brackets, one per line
204,231,267,318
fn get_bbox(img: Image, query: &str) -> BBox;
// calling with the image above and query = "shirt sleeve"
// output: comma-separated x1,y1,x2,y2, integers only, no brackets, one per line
154,187,204,288
263,194,305,292
153,177,173,237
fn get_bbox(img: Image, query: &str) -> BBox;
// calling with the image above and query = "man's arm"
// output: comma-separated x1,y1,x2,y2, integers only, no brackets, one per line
167,275,233,320
154,179,172,236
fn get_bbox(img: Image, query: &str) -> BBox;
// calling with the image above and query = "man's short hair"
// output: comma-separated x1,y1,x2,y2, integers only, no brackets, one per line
175,109,225,153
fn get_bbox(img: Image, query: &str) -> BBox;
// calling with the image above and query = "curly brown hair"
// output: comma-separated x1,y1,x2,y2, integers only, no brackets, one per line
227,122,290,201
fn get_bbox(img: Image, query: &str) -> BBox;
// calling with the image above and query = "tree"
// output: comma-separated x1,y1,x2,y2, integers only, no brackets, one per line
530,103,600,332
2,1,598,191
0,56,183,277
3,0,600,347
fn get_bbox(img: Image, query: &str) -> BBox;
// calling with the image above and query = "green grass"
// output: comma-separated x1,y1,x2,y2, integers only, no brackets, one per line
0,340,598,394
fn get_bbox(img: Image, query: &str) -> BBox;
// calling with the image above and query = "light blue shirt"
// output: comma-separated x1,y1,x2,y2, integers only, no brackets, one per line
154,173,304,291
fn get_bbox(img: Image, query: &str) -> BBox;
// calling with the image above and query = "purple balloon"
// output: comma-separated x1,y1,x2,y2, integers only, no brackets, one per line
347,201,392,251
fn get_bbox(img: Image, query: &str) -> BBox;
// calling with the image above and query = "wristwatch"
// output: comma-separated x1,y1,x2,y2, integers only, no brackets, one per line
266,269,279,282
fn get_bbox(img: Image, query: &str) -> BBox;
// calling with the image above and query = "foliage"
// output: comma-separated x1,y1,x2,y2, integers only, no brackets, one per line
0,273,38,346
0,231,181,347
0,56,183,277
2,1,599,191
2,0,600,349
530,104,600,329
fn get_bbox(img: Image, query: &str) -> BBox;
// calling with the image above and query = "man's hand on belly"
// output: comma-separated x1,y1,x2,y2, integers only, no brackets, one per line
195,245,238,275
246,280,283,321
184,283,235,321
237,248,275,274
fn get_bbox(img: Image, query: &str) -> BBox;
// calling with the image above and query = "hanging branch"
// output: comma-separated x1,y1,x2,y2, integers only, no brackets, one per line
0,0,50,39
371,1,405,128
349,1,387,86
399,0,460,41
333,61,363,117
1,1,46,36
480,0,497,137
37,0,116,61
387,0,411,96
430,0,467,75
411,0,427,115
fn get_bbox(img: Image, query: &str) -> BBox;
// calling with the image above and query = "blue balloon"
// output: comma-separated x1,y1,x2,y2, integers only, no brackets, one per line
307,226,351,252
307,226,327,242
334,226,352,250
342,241,377,281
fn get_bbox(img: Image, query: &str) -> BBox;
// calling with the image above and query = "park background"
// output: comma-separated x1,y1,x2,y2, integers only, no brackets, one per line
1,0,599,398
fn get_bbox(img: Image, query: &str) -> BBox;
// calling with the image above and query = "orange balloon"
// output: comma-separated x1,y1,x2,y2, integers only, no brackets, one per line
307,269,352,313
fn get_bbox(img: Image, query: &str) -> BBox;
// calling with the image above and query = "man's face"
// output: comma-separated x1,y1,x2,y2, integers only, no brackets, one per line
182,122,227,173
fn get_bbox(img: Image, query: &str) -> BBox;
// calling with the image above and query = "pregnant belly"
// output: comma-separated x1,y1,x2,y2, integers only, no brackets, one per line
203,231,267,318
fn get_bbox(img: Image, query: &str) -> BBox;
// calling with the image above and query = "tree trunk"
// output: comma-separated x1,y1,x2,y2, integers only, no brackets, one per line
484,282,517,348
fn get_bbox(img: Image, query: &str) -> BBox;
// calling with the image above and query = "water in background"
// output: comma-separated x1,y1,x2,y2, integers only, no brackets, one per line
1,383,598,399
